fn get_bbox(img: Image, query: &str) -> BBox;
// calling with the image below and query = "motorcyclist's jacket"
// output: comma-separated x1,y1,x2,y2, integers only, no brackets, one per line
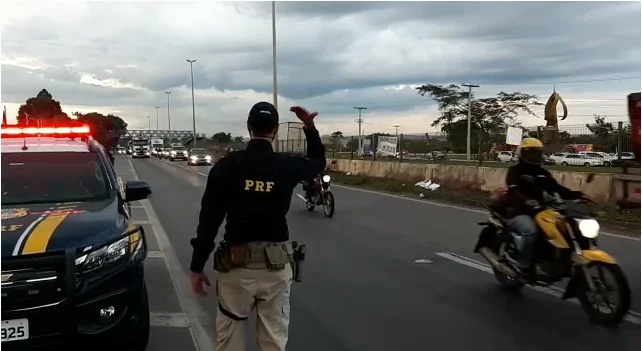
504,162,582,217
189,126,326,272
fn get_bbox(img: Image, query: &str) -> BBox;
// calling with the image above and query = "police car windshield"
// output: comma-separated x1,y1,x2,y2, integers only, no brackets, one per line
1,152,111,206
191,149,206,155
172,146,185,150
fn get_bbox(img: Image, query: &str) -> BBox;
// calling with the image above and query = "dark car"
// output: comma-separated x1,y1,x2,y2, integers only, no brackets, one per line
187,148,212,166
1,125,152,350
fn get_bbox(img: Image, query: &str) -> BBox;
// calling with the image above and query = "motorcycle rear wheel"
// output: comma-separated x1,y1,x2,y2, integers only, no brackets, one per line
577,262,631,327
322,192,335,218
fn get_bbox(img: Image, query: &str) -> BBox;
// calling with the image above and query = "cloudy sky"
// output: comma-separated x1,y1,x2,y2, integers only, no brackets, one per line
1,1,640,137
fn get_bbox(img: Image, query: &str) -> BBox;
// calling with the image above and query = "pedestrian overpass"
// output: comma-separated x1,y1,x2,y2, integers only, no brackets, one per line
123,130,207,139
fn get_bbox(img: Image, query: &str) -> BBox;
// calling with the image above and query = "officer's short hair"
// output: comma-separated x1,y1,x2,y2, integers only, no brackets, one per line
248,102,279,136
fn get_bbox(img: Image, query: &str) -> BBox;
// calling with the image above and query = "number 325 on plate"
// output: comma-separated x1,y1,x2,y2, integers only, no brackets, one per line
1,319,29,342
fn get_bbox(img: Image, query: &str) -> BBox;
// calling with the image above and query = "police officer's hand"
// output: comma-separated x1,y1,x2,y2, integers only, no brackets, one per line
290,106,318,127
190,272,211,297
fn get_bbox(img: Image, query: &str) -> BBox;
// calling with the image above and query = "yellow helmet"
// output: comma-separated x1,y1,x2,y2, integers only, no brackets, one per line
516,137,544,164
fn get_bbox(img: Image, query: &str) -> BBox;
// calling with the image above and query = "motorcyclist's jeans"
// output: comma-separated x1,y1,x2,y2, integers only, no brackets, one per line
303,180,315,200
506,215,538,270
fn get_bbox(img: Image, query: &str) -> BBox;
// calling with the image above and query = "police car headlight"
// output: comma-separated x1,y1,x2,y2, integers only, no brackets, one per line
205,155,212,160
190,156,198,160
576,219,600,239
322,175,331,183
171,151,177,155
75,232,143,272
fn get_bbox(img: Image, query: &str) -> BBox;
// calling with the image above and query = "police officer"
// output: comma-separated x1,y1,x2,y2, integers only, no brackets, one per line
189,102,326,351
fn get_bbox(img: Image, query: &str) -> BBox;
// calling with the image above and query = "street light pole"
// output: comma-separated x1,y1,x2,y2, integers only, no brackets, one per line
154,106,160,130
271,1,278,111
187,59,197,149
462,83,479,161
147,116,151,130
165,91,172,132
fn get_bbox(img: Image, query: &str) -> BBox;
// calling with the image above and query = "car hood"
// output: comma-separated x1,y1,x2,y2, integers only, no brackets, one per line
1,199,128,258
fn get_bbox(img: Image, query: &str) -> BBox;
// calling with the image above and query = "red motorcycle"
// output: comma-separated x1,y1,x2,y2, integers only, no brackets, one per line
296,175,335,218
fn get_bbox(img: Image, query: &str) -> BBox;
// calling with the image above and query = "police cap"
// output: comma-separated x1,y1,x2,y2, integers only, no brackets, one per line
247,102,279,135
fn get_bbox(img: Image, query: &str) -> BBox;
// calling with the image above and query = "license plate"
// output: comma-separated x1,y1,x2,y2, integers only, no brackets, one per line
1,319,29,342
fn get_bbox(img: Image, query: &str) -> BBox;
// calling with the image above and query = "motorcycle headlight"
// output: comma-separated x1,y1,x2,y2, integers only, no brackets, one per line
75,232,143,273
576,219,600,239
322,175,331,183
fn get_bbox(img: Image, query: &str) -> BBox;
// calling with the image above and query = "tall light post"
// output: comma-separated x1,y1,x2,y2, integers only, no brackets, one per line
462,83,479,161
154,106,160,130
187,59,197,148
271,1,278,111
165,92,172,131
147,116,151,130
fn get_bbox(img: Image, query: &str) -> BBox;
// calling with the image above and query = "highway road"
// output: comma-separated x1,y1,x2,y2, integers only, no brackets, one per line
121,155,641,351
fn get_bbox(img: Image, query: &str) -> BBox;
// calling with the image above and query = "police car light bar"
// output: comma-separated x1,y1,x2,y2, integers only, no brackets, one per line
1,125,91,137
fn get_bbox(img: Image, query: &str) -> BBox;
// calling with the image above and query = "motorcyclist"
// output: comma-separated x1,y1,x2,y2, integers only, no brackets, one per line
504,138,587,278
302,176,317,202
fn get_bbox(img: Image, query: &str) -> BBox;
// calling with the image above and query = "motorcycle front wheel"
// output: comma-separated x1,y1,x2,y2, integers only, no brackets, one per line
322,192,335,218
577,262,631,327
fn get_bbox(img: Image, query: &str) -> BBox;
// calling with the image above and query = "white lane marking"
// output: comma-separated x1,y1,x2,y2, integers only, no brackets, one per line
414,259,433,264
163,159,639,242
147,250,165,258
150,312,190,328
127,157,215,351
332,183,640,242
436,252,641,325
132,220,152,225
12,215,47,256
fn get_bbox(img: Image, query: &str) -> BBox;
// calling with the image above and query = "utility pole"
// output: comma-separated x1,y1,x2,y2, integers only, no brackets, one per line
271,1,278,111
462,83,479,161
393,124,400,151
187,59,197,148
165,91,172,131
353,106,367,152
154,106,160,130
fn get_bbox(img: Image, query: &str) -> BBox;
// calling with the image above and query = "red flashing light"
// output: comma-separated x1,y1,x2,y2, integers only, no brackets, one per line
1,125,90,137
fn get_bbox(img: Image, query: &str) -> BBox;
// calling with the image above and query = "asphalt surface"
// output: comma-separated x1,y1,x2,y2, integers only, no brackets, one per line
114,159,198,351
123,155,641,351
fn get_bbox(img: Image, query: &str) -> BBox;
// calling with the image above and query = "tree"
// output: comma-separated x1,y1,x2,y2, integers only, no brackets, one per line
330,131,344,151
233,136,244,143
416,84,541,156
212,132,232,143
73,112,128,148
586,115,614,140
17,89,70,126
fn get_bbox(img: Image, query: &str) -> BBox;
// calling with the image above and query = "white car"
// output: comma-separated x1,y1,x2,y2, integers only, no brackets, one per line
550,152,569,164
496,151,516,162
578,151,613,166
559,154,603,167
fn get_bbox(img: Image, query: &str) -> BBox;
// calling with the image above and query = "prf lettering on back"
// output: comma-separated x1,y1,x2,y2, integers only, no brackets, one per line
244,180,275,192
1,225,23,232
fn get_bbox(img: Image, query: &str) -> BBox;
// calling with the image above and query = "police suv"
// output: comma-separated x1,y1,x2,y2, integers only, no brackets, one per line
1,124,152,349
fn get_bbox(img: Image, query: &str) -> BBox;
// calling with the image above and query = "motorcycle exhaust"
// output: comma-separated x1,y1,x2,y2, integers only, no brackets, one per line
295,194,308,202
479,247,518,278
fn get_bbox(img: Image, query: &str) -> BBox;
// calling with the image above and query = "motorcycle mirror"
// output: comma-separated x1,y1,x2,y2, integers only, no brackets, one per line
586,173,595,184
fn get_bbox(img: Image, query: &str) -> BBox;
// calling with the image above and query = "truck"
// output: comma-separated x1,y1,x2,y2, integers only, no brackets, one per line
610,92,640,209
129,137,151,158
150,138,164,157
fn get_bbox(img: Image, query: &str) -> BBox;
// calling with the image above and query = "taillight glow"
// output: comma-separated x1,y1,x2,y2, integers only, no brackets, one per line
1,125,90,136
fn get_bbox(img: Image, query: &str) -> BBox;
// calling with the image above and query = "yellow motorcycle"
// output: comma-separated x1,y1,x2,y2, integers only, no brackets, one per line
474,175,632,326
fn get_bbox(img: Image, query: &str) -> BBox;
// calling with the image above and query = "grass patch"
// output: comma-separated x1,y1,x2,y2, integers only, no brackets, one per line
328,170,640,234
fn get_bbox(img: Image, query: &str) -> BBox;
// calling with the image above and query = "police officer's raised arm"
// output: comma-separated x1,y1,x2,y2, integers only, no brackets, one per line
189,158,230,274
285,106,326,182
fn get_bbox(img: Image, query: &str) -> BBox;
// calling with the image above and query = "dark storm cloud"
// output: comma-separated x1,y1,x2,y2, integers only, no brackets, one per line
1,1,639,134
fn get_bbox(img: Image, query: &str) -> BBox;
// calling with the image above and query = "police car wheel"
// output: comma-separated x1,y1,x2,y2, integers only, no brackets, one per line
122,282,150,350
